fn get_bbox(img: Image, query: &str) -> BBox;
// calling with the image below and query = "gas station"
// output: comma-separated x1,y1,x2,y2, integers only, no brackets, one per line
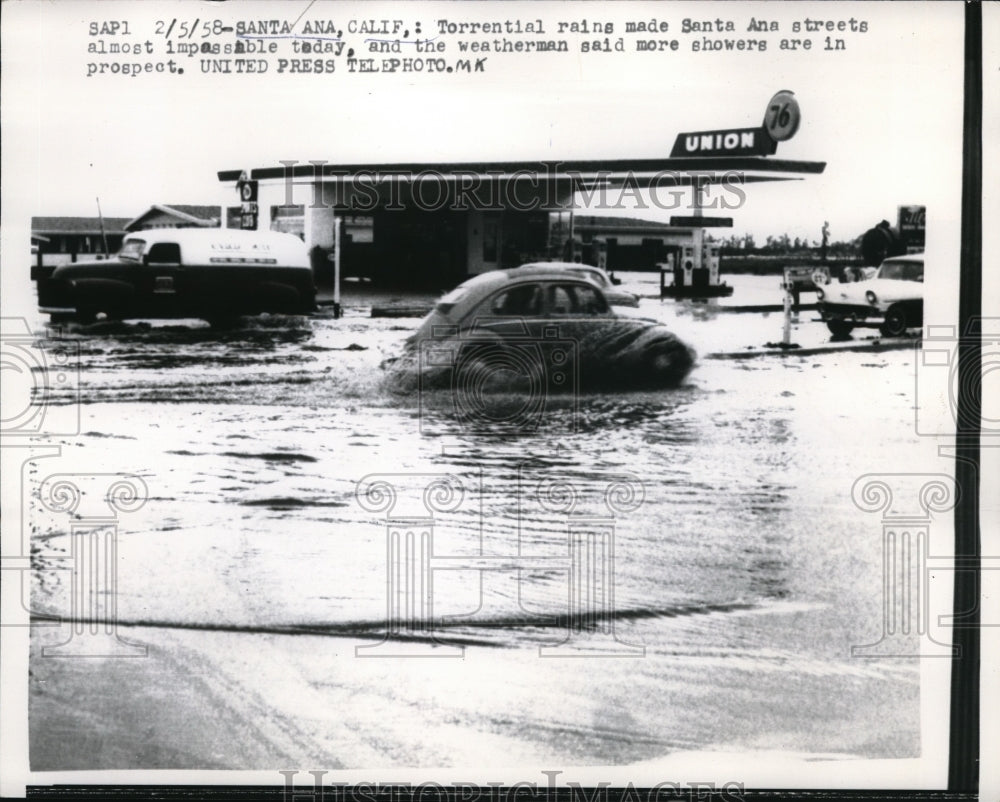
218,91,825,302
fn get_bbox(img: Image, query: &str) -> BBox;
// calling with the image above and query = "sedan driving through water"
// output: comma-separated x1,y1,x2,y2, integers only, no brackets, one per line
385,267,694,397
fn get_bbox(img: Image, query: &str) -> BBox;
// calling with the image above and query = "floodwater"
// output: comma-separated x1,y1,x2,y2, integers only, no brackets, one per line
23,278,928,771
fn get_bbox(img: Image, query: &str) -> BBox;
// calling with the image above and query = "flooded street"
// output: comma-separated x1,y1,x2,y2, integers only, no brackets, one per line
25,278,929,771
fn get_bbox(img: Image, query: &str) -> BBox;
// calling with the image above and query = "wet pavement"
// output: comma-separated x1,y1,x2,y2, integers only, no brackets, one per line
20,273,931,772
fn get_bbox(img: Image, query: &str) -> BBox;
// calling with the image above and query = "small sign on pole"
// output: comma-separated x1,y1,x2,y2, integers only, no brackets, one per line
333,216,342,319
236,171,258,230
782,286,793,346
779,266,815,346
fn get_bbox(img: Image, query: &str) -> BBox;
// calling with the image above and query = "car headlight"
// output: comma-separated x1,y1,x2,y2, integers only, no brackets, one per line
816,288,825,301
866,290,878,306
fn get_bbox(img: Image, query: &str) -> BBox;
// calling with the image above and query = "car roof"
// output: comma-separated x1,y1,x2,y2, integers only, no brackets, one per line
123,227,304,245
514,261,604,273
457,267,603,286
443,268,605,311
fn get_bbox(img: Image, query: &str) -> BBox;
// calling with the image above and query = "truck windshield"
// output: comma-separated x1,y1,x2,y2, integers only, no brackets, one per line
119,239,146,262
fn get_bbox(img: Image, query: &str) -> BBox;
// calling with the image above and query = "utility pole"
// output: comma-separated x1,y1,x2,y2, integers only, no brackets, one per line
96,197,110,257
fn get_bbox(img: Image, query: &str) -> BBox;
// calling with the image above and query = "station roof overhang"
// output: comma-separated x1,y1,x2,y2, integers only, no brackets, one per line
219,156,825,212
219,156,825,186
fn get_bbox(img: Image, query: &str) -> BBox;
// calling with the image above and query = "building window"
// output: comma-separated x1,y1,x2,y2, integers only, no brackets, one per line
344,215,374,243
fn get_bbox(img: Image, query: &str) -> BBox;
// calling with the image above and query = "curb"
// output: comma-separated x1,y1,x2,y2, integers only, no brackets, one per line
705,339,920,360
370,305,435,318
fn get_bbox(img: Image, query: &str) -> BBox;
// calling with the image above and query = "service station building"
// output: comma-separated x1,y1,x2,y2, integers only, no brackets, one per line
218,94,824,291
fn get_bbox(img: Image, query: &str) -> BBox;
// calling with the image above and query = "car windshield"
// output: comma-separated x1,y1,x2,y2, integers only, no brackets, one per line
878,260,923,281
118,239,146,262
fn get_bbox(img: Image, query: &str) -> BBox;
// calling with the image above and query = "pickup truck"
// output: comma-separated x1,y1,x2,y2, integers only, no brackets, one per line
34,227,316,323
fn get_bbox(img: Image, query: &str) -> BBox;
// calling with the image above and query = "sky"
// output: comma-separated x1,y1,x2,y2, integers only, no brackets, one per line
1,1,965,243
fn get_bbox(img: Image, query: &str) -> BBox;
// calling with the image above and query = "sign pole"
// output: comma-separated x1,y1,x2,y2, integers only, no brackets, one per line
95,197,109,257
782,287,793,346
333,216,342,319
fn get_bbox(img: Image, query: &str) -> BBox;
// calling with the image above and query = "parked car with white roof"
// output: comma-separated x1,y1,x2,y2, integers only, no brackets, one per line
817,253,923,337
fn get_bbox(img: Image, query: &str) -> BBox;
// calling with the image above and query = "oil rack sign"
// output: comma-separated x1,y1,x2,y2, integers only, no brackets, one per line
898,205,925,250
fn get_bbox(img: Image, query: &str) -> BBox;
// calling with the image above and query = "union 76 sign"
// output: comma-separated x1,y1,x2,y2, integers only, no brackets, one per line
669,89,801,158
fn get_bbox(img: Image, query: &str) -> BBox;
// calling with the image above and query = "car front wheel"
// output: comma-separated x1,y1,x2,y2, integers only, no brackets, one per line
880,304,909,337
826,319,854,337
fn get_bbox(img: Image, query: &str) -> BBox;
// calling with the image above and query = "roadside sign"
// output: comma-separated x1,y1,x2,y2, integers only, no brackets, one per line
670,89,799,157
898,205,925,250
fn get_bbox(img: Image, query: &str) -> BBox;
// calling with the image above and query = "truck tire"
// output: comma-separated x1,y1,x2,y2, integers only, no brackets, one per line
257,281,301,314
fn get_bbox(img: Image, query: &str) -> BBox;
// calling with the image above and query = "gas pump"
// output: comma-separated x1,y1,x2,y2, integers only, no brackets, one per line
659,230,733,298
659,252,676,296
704,244,720,285
682,245,696,286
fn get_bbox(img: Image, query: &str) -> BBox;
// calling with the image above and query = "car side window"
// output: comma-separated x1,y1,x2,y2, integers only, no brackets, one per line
572,285,608,315
547,285,575,315
147,242,181,264
488,284,542,316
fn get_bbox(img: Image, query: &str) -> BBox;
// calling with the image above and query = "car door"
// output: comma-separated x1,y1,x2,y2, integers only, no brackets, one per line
541,281,617,377
445,281,547,387
543,280,611,325
140,240,185,316
465,281,546,340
